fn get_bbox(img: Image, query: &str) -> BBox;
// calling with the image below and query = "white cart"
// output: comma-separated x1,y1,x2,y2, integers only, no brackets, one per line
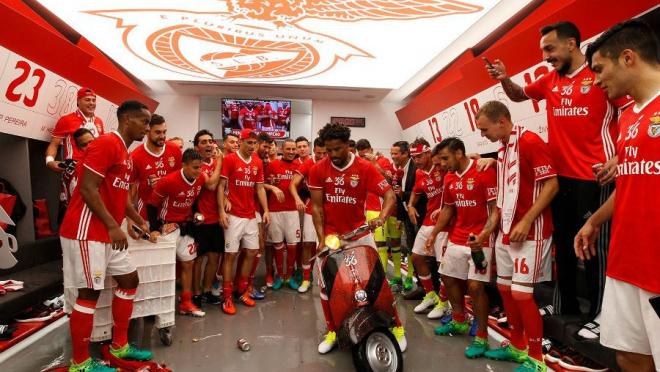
64,234,177,346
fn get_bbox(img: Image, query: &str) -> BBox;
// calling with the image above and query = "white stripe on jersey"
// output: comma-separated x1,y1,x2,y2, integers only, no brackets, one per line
600,103,616,161
160,196,169,220
77,205,92,240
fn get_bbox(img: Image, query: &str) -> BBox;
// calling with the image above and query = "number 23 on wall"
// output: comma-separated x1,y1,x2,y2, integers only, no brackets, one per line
5,60,45,108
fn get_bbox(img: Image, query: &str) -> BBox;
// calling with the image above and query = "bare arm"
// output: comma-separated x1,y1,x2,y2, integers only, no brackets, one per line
289,173,306,212
407,192,420,226
217,178,229,228
256,183,270,225
204,155,222,190
470,199,500,248
485,59,529,102
429,205,455,238
377,189,396,223
79,168,127,250
509,176,559,242
575,191,615,260
310,188,324,246
45,137,64,172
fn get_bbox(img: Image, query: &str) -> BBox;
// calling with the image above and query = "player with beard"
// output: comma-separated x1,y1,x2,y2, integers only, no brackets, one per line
476,101,559,372
60,101,154,372
265,139,301,290
486,22,632,330
407,138,451,320
218,129,270,315
188,130,223,308
147,149,206,317
289,137,326,293
309,123,406,354
129,114,182,221
426,138,499,359
575,20,660,372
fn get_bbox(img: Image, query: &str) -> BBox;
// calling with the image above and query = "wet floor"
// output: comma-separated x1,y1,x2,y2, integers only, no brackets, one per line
0,283,520,372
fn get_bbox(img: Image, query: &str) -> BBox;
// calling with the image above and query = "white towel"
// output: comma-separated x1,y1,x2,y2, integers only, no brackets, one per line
497,126,526,234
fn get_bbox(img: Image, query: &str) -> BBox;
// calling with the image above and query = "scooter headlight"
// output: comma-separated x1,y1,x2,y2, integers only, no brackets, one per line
354,289,368,303
325,235,341,250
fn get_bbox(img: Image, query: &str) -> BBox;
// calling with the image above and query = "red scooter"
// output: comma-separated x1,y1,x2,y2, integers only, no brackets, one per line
315,225,403,372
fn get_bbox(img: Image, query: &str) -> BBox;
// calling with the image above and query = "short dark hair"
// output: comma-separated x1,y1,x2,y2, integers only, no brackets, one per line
476,101,511,122
116,100,148,121
348,139,356,148
541,21,581,47
586,19,660,68
182,148,203,163
356,139,371,151
73,127,92,141
149,114,165,126
257,132,272,143
313,137,324,148
410,137,430,148
295,136,309,144
223,132,238,141
392,141,409,154
282,138,296,146
434,137,465,156
318,123,350,144
193,129,213,146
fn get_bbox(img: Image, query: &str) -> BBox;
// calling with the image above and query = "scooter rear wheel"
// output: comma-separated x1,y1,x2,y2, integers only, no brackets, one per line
352,329,403,372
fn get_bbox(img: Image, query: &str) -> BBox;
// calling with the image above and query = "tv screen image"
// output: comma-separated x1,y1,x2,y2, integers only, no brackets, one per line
221,98,291,139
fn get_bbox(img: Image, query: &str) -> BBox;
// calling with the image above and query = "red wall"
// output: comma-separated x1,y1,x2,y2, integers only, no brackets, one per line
397,0,658,129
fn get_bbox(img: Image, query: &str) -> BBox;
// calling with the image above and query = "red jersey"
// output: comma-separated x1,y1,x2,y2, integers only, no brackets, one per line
261,104,274,127
229,103,239,120
60,132,131,242
498,130,556,242
277,107,288,125
265,159,299,212
413,165,446,227
296,157,317,214
148,169,204,223
130,142,182,217
240,108,257,129
524,64,631,180
608,93,660,293
221,152,264,219
308,155,390,235
443,161,497,246
52,110,104,161
365,156,395,211
196,158,219,224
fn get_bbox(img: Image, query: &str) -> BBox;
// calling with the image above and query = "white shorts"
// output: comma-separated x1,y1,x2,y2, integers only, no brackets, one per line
440,242,493,282
61,237,136,290
255,211,262,224
495,233,552,284
266,211,300,244
164,229,197,262
224,214,259,253
302,213,317,243
411,226,447,258
600,277,660,365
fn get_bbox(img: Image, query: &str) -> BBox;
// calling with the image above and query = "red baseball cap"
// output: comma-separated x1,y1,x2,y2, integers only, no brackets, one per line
77,87,96,99
409,143,430,156
239,128,257,140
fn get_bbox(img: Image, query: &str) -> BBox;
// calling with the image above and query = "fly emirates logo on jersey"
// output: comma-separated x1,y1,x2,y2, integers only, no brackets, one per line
449,181,476,207
325,175,358,204
236,165,259,187
551,78,592,117
173,186,203,208
618,113,660,176
112,159,133,191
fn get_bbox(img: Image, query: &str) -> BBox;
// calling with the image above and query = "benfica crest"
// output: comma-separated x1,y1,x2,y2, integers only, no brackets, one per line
168,156,176,168
84,1,483,82
648,115,660,138
580,77,593,94
350,174,360,188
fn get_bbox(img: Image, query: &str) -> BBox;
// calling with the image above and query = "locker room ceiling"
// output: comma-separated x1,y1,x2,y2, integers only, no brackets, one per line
36,0,534,101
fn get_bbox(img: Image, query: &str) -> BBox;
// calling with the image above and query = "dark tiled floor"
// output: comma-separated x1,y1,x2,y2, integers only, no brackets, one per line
2,287,517,371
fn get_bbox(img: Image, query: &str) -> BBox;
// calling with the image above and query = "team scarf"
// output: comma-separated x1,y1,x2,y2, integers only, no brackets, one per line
497,125,526,234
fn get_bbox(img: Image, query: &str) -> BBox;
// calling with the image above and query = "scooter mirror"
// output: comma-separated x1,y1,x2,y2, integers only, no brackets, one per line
325,235,341,250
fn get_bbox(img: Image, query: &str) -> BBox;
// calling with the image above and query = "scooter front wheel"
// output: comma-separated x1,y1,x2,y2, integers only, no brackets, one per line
352,329,403,372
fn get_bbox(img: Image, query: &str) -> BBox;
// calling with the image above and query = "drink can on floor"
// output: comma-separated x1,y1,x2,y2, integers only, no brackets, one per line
237,338,250,351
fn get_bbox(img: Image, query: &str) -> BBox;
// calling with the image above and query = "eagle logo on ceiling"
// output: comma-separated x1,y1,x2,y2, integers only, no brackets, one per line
86,1,483,82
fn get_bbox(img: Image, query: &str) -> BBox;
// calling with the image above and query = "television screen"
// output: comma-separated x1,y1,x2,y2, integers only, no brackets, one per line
221,98,291,139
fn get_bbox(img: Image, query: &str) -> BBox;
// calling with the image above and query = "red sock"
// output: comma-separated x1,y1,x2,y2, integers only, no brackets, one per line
181,290,192,304
274,244,285,278
497,284,526,350
439,282,448,302
112,287,136,348
512,289,543,361
223,281,233,300
248,253,261,288
237,276,248,294
70,298,97,364
302,264,311,281
419,274,434,294
286,244,297,279
452,311,466,323
320,295,336,332
476,329,488,339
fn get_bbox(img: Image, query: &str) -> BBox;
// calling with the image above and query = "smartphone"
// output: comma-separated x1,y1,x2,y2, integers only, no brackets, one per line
482,57,494,68
131,224,151,240
650,296,660,318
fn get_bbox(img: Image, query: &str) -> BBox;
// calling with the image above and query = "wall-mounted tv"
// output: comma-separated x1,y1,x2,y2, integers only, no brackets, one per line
221,98,291,139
